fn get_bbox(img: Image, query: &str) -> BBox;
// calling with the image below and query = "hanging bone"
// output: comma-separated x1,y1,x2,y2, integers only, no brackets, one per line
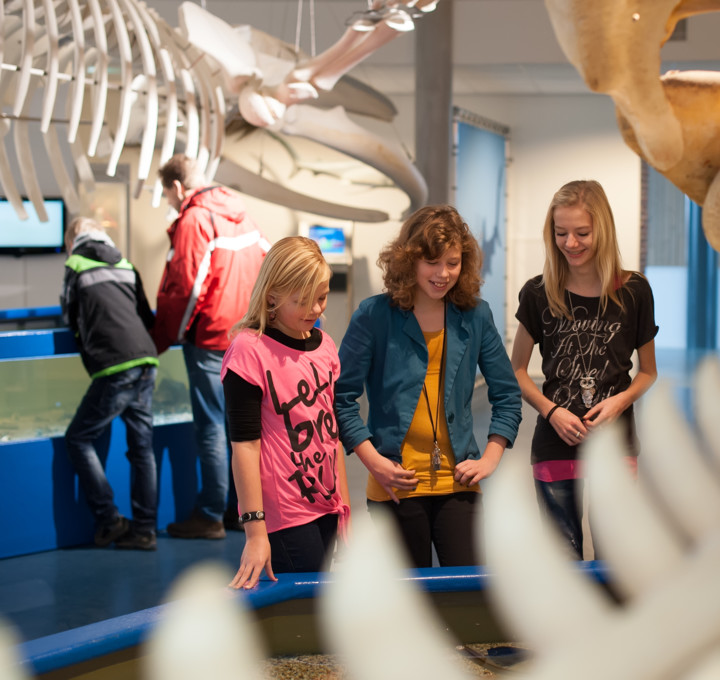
0,0,437,225
544,0,720,251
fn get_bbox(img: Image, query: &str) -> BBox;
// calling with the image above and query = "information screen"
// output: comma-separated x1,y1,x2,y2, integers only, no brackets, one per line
0,198,66,254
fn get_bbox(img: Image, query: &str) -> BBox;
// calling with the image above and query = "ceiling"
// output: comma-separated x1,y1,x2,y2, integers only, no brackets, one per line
356,60,720,97
354,62,589,97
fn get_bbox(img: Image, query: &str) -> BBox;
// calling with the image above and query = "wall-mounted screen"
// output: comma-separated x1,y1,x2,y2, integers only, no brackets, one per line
0,198,66,255
308,225,346,254
305,224,349,265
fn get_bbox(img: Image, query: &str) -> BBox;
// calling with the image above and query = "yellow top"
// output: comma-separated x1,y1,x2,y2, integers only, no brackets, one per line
366,329,479,501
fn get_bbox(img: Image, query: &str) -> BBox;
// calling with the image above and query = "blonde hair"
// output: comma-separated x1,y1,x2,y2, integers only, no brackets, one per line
65,216,104,254
378,204,483,310
542,180,626,318
231,236,331,336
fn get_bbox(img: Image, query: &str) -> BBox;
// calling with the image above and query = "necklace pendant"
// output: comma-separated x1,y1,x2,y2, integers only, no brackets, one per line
570,293,602,411
580,375,596,408
431,441,442,471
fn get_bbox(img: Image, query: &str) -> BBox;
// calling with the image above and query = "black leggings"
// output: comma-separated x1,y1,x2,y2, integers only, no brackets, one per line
534,478,584,560
268,513,339,573
367,492,480,568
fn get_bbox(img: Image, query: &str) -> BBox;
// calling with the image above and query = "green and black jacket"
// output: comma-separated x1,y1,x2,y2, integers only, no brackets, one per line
60,236,158,379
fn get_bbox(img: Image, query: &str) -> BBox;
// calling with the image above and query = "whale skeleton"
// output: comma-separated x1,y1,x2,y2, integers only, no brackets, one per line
544,0,720,251
0,0,437,226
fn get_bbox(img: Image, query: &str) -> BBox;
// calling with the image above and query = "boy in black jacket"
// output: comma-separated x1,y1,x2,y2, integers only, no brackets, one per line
61,217,159,550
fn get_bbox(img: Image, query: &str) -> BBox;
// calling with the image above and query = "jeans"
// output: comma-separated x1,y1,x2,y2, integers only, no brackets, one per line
534,478,584,560
182,343,229,522
368,492,480,568
65,365,157,532
268,513,339,573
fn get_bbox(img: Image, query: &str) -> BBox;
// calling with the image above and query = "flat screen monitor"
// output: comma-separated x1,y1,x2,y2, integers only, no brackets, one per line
0,198,66,255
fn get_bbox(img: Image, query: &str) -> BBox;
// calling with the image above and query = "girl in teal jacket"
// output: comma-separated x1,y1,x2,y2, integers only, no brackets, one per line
335,205,522,567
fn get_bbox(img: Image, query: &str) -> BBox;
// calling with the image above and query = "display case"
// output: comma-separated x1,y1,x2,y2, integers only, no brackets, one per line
0,338,191,442
0,317,200,558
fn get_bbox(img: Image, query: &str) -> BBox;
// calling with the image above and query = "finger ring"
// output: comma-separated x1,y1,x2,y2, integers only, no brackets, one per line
575,431,581,438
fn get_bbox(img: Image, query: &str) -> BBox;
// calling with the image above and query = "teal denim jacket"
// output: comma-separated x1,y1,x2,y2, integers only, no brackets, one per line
335,294,522,463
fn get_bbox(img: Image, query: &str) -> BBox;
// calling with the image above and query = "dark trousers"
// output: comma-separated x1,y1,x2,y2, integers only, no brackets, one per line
65,365,157,532
534,478,584,560
182,344,228,522
367,492,480,568
269,513,339,573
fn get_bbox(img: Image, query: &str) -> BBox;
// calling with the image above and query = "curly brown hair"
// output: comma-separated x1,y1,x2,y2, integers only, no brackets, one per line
378,205,483,310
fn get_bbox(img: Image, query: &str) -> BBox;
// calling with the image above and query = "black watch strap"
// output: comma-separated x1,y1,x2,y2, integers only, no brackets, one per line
240,510,266,524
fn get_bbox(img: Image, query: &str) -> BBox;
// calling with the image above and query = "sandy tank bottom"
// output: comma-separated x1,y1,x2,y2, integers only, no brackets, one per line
262,642,530,679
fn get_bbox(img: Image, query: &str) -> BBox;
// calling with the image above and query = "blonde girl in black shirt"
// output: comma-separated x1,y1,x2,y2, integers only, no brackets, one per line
511,180,658,559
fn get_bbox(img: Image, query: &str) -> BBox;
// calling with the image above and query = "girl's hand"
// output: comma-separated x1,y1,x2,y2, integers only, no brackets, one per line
354,440,418,504
454,435,506,486
549,406,589,446
370,456,418,504
228,535,277,590
583,394,627,431
454,457,496,486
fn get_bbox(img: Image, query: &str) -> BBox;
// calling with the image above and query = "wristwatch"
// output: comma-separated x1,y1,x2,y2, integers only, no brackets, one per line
240,510,266,524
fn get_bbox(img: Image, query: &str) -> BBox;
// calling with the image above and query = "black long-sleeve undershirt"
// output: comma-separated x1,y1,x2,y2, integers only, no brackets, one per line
222,326,322,442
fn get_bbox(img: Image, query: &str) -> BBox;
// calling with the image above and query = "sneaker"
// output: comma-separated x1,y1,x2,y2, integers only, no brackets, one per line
94,516,130,547
223,508,245,532
115,530,157,551
167,510,226,539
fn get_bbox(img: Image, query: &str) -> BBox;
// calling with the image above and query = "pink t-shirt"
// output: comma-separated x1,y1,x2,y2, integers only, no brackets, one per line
221,329,349,534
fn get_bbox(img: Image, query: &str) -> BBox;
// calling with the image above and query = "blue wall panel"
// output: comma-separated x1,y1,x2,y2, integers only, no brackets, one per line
0,420,199,558
455,120,508,340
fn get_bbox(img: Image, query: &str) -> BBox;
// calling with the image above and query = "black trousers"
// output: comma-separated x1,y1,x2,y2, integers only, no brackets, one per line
268,513,339,573
368,492,480,568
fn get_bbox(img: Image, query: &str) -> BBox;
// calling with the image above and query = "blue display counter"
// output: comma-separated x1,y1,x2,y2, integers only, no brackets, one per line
17,568,499,678
0,317,200,558
15,562,610,678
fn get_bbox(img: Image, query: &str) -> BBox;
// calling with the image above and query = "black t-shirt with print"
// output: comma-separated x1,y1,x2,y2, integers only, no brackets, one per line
516,273,659,463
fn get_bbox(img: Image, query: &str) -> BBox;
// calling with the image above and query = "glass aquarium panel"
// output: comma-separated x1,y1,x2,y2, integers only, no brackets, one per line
0,347,191,442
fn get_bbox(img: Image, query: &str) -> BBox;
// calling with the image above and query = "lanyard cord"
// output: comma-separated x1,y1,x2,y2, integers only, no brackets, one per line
421,302,447,466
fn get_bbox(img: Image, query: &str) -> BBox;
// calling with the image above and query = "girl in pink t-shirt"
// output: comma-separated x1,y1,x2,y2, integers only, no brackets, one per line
221,236,350,589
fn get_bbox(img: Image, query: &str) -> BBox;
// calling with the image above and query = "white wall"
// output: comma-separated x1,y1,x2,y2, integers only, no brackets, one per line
458,93,643,337
381,91,642,347
482,95,641,379
0,254,66,309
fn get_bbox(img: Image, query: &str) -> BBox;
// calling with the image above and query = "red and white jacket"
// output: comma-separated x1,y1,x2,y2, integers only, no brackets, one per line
153,186,270,354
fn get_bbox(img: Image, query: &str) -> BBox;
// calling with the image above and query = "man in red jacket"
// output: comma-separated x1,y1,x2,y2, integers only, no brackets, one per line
155,154,270,539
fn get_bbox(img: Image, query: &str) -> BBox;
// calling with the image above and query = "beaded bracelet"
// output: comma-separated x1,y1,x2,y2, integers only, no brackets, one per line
545,404,561,422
